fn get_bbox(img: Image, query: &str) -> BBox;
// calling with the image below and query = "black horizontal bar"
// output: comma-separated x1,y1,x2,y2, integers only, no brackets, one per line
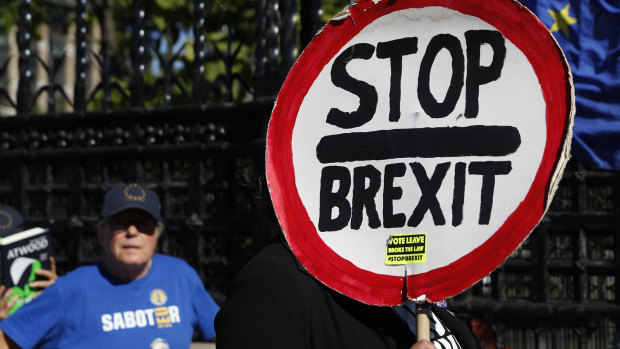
0,98,275,126
0,141,265,162
316,126,521,164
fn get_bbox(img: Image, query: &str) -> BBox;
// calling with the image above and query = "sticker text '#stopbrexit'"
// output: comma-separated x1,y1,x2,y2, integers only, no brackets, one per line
317,30,520,232
385,233,427,265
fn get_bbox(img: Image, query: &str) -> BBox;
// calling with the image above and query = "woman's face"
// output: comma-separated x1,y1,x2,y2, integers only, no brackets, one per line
99,209,159,271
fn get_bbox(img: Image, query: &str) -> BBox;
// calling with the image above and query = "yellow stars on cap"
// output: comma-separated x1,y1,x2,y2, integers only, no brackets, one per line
124,183,147,202
548,3,578,39
0,210,12,229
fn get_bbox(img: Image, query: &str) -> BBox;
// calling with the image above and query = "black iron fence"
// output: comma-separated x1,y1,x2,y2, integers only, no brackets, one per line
451,159,620,348
0,1,619,348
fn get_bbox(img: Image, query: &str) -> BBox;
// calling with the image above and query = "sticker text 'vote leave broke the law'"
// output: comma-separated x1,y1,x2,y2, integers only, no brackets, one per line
385,233,427,265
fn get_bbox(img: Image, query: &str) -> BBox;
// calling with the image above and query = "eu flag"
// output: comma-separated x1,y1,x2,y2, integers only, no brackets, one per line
519,0,620,170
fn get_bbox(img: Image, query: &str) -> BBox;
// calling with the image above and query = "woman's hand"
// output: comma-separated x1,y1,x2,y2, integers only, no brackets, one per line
29,257,58,297
0,286,17,321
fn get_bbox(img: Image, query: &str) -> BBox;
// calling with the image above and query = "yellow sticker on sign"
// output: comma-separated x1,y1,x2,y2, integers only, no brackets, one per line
385,233,426,265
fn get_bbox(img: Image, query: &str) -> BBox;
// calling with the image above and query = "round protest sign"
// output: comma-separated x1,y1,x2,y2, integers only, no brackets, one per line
266,0,574,306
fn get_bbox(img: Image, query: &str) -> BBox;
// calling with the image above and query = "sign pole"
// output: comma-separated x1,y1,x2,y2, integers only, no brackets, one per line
415,302,430,342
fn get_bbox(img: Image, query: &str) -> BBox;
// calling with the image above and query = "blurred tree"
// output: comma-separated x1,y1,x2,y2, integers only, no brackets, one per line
0,0,348,109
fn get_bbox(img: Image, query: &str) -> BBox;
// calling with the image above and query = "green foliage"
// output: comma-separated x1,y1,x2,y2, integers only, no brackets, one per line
202,1,256,102
323,0,350,22
86,77,131,111
0,0,352,109
0,0,70,38
147,0,194,34
206,1,256,43
0,2,20,35
154,0,186,11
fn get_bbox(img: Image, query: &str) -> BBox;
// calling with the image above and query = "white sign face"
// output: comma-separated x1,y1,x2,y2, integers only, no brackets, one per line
266,0,573,306
292,6,546,277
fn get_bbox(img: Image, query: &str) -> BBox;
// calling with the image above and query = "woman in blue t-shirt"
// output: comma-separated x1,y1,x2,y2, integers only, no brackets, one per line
0,184,219,349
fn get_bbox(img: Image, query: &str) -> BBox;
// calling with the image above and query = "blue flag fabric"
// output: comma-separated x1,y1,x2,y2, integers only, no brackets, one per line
519,0,620,170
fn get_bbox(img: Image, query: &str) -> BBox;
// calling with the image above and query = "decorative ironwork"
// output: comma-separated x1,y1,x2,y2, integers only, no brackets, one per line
279,0,298,77
207,30,253,103
151,30,191,107
17,0,33,114
192,0,207,104
129,0,146,108
451,160,620,348
0,100,272,303
3,0,282,114
254,0,280,98
301,0,323,49
74,0,88,112
0,56,16,109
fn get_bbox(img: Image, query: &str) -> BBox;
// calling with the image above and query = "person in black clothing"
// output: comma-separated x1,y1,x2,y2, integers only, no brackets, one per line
215,236,476,349
215,169,477,349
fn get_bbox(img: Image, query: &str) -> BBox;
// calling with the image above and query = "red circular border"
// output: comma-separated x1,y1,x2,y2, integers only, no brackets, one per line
266,0,572,305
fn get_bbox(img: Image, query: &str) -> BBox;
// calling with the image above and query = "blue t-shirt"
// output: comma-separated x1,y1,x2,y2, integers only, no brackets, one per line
0,254,220,349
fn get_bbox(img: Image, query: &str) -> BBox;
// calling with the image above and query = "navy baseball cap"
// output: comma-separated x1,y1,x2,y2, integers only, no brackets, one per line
101,183,162,221
0,204,24,238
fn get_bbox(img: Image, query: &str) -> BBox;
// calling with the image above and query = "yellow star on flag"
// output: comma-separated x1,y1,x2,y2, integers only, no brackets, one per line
548,3,578,39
